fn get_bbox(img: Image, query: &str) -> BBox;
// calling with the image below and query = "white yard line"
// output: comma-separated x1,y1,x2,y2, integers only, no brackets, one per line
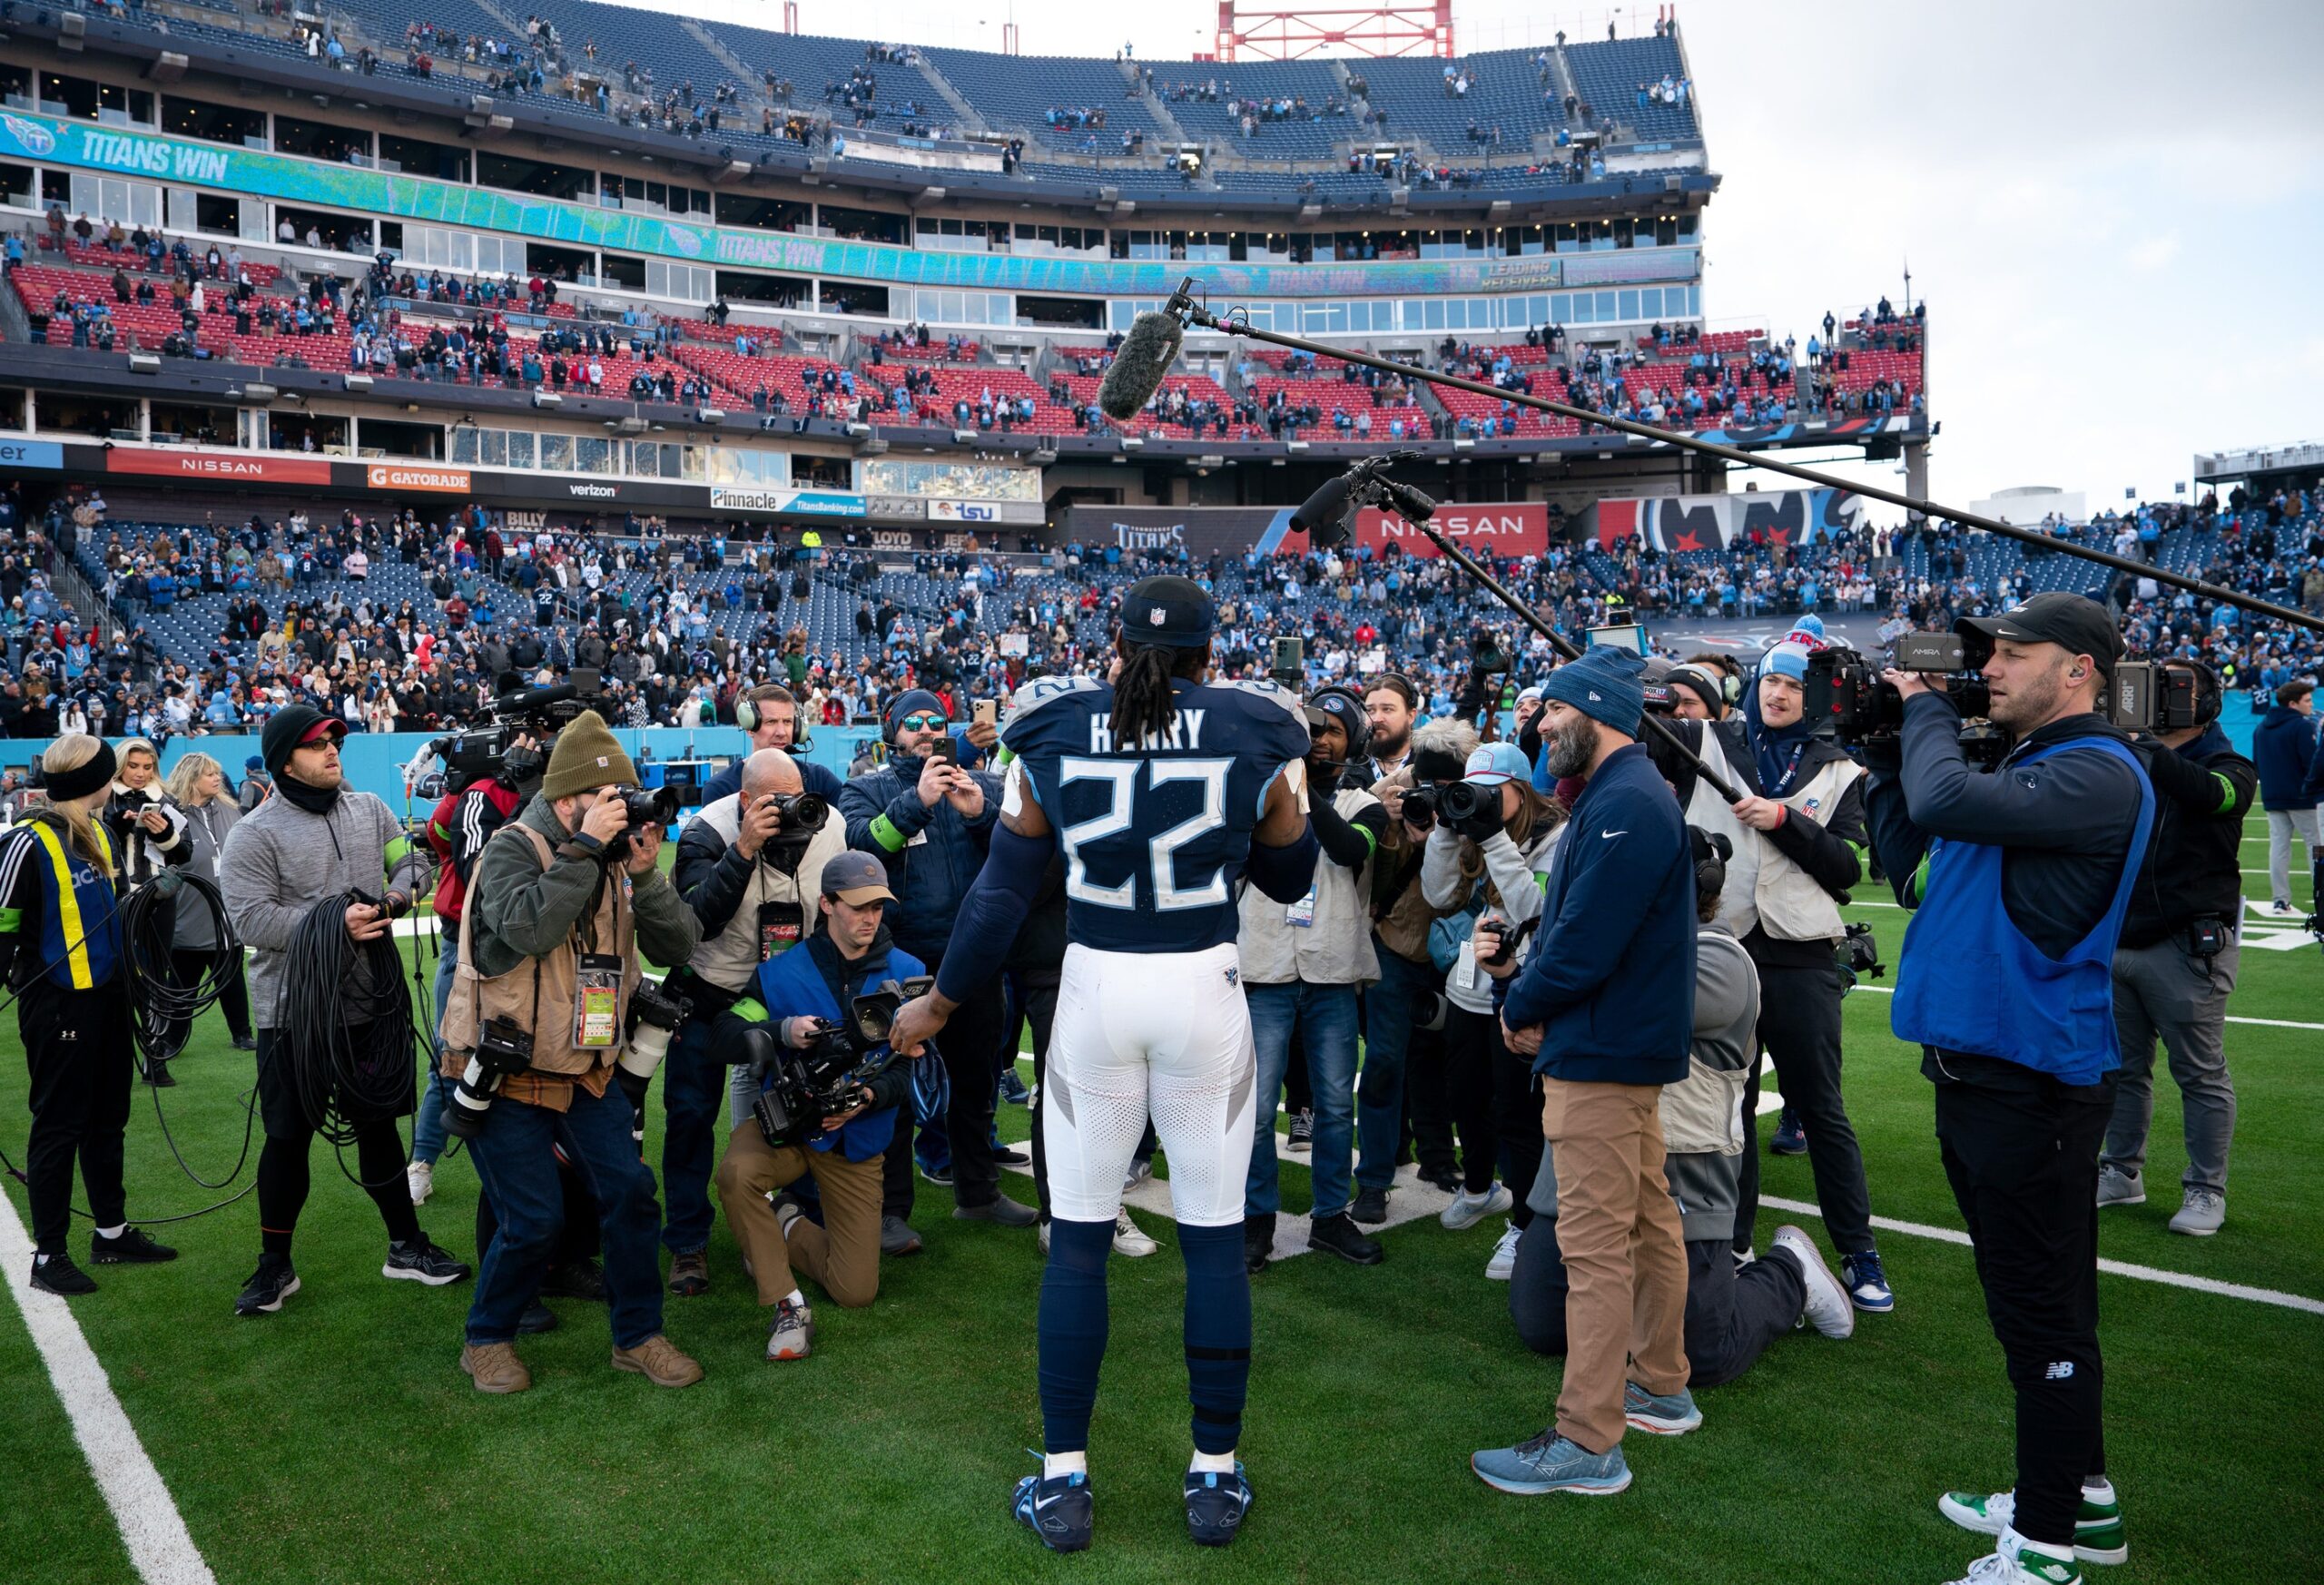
0,1195,216,1585
1846,982,2323,1030
1758,1195,2324,1317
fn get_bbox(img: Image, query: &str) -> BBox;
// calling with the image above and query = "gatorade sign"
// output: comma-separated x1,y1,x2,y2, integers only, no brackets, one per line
365,463,471,493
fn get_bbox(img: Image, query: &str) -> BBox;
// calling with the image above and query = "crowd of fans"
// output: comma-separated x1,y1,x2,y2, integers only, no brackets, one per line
3,467,2317,756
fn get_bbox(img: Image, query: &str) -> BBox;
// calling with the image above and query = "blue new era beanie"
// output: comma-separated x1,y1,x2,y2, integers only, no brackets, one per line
1539,648,1648,738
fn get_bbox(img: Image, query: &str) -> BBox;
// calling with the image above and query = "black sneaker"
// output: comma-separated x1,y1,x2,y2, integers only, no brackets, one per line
920,1160,955,1188
1013,1469,1092,1553
1351,1185,1390,1225
383,1235,472,1286
541,1257,606,1302
143,1061,177,1088
994,1144,1030,1167
1419,1166,1462,1194
881,1216,923,1257
517,1298,560,1335
231,1034,258,1051
235,1259,300,1315
30,1253,97,1296
1308,1212,1384,1265
91,1227,179,1265
1244,1212,1275,1275
1185,1462,1255,1547
1285,1108,1313,1153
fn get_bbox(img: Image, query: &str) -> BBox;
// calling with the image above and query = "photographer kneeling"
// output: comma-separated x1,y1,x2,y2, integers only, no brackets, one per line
714,852,925,1362
1502,825,1856,1383
445,714,705,1394
662,746,846,1296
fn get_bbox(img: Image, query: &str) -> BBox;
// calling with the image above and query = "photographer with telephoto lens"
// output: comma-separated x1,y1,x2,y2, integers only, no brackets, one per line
442,713,704,1393
712,852,927,1362
660,747,846,1296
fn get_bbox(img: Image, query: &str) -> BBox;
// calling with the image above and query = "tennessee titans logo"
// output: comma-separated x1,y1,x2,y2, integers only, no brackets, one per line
3,113,57,157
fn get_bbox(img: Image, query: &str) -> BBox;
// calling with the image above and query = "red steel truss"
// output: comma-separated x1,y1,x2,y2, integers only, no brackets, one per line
1214,0,1454,62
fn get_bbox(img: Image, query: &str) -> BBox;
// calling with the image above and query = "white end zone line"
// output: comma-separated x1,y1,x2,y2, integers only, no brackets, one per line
1758,1195,2324,1317
0,1194,216,1585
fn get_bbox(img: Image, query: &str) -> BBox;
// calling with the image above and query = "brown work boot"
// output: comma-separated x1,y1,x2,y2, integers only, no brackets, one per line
460,1341,531,1394
611,1334,704,1388
667,1250,710,1296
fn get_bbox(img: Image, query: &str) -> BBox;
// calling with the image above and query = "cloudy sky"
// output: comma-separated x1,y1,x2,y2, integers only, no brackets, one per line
660,0,2321,508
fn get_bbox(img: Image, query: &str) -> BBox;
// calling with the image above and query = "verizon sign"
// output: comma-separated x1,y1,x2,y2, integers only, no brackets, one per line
1354,502,1551,559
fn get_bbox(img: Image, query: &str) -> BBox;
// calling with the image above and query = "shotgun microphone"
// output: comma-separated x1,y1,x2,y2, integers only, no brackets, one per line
1097,309,1185,421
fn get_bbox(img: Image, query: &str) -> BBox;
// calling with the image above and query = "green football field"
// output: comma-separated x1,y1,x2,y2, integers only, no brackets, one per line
1,814,2319,1584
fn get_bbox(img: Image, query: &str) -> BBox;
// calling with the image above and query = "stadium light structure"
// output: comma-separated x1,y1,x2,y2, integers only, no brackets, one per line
1137,274,2324,639
1214,0,1452,61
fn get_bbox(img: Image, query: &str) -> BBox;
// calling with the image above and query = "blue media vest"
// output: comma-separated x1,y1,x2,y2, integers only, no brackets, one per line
1890,735,2155,1085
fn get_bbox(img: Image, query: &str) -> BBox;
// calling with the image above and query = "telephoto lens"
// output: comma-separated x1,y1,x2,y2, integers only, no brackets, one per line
1401,785,1438,831
613,977,691,1143
618,784,682,830
443,1017,536,1141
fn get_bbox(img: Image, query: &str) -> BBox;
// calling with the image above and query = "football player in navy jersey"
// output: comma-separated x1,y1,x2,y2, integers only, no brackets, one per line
887,576,1317,1554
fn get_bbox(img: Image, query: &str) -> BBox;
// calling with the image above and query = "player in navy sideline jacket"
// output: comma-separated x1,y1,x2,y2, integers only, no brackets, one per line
887,576,1318,1555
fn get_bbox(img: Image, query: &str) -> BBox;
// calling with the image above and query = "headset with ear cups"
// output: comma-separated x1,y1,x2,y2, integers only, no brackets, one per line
1689,825,1731,902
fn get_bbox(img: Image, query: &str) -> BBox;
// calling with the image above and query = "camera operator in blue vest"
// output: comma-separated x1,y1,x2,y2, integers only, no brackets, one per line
1865,593,2153,1585
712,852,929,1363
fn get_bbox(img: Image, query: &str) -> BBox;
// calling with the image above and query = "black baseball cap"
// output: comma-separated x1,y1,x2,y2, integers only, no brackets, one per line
1121,576,1216,649
1956,593,2122,675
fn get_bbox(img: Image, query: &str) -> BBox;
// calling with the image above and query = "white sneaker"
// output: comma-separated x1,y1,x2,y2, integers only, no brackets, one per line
1770,1224,1855,1340
2258,899,2299,919
2169,1188,2224,1236
1483,1220,1521,1281
2094,1166,2144,1207
1440,1182,1512,1231
407,1159,433,1206
1944,1526,2088,1584
1112,1207,1158,1258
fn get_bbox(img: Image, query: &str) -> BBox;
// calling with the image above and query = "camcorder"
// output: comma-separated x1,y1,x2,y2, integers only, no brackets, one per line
613,976,692,1144
1456,629,1513,718
2106,662,2204,734
1803,634,2011,772
745,976,934,1149
416,669,608,797
443,1015,537,1141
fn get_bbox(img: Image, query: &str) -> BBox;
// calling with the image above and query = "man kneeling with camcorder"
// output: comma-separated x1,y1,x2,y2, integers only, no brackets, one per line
714,852,933,1363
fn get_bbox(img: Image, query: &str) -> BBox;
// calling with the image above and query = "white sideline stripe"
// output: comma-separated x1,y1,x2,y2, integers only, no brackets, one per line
0,1195,217,1585
1758,1195,2324,1317
1846,982,2324,1030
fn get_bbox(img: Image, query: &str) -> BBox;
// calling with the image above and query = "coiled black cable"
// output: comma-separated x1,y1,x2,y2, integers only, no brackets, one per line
279,890,419,1149
121,870,240,1065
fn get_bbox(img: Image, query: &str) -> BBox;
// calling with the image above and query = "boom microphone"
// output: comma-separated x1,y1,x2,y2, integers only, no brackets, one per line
1290,473,1356,547
1098,310,1185,421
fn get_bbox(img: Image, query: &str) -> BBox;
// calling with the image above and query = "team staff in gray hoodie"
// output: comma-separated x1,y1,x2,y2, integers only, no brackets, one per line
218,706,470,1319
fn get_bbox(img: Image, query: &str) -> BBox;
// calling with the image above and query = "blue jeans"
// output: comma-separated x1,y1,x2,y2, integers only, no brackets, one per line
1246,980,1358,1219
659,1014,725,1255
464,1081,664,1348
411,935,459,1166
1358,945,1439,1192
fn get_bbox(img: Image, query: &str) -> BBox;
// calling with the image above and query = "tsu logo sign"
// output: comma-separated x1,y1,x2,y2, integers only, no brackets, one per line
928,499,997,523
1354,502,1551,559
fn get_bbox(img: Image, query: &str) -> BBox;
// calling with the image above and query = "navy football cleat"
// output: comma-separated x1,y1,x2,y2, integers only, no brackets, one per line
1013,1469,1092,1553
1184,1462,1255,1547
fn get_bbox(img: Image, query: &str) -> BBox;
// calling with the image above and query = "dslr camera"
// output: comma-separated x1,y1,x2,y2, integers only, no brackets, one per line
1835,920,1884,994
443,1016,537,1141
615,784,682,832
745,976,933,1149
748,791,832,870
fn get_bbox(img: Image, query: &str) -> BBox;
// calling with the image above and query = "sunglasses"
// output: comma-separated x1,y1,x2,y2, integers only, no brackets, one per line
897,713,946,731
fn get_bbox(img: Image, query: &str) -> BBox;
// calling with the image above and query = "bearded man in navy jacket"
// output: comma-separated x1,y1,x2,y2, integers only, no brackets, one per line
1471,646,1699,1501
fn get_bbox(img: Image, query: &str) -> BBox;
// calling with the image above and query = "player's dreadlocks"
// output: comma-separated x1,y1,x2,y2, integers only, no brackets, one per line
1110,638,1210,753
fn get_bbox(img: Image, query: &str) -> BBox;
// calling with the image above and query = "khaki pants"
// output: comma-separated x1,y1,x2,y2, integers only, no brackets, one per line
714,1122,884,1309
1541,1078,1690,1453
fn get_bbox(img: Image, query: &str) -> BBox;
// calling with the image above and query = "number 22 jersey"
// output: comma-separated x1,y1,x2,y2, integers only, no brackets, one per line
1000,674,1312,954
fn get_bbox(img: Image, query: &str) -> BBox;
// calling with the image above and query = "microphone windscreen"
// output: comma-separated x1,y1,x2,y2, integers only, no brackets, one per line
1098,311,1184,422
1291,473,1353,536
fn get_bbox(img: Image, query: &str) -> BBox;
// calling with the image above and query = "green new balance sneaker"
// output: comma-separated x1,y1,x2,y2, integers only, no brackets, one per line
1939,1483,2127,1566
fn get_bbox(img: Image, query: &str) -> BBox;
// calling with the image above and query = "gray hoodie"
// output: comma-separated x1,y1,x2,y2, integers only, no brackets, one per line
218,788,401,1029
